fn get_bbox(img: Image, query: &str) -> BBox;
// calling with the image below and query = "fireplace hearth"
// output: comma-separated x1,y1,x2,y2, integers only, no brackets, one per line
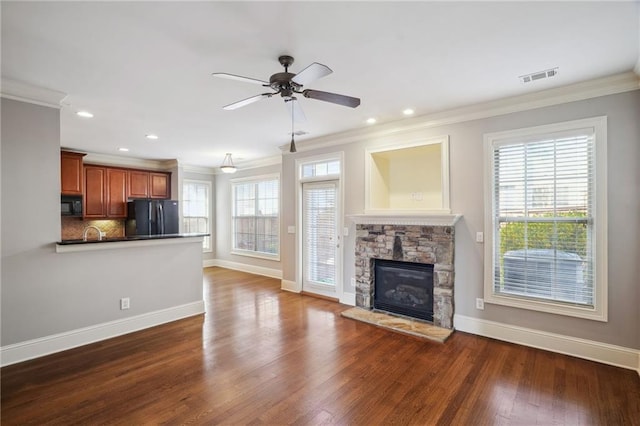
374,259,434,321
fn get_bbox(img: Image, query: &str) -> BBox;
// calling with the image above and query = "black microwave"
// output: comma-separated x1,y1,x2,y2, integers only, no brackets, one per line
61,195,83,217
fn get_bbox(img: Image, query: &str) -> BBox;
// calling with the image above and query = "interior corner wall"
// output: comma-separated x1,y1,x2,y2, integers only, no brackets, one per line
281,89,640,350
214,163,282,273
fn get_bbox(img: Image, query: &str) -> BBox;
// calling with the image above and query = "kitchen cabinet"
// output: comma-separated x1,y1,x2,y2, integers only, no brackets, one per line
128,171,149,198
149,172,170,199
84,166,106,218
106,168,128,218
84,166,128,218
60,151,85,195
127,170,170,199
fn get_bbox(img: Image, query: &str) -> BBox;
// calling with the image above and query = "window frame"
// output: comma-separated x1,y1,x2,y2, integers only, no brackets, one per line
483,116,607,321
230,173,281,261
182,179,213,253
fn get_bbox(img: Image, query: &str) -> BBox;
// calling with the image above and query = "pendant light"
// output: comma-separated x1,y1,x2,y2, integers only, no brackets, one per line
220,153,237,174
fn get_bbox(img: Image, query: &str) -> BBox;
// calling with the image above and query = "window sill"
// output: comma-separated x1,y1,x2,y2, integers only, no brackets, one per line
484,292,607,322
231,250,280,262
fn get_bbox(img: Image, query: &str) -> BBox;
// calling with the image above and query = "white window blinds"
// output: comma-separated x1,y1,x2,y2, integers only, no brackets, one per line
303,182,337,286
491,129,595,307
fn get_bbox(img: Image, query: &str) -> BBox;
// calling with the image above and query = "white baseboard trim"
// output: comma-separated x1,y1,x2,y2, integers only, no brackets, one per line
204,259,282,279
281,279,300,293
0,301,205,367
454,314,640,374
340,292,356,306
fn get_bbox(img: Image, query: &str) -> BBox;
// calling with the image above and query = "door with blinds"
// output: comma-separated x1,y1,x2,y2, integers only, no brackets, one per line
302,181,339,298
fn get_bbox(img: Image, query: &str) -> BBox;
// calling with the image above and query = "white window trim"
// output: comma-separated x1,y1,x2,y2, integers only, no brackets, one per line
230,173,281,261
183,179,213,253
483,116,608,321
295,152,345,299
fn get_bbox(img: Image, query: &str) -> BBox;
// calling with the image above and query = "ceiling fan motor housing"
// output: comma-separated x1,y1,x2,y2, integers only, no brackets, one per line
270,72,300,97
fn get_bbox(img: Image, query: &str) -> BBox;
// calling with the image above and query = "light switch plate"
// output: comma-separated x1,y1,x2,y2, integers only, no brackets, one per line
287,226,296,234
476,232,484,243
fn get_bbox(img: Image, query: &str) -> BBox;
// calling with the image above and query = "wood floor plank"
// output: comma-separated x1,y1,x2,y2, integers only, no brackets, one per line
2,267,639,425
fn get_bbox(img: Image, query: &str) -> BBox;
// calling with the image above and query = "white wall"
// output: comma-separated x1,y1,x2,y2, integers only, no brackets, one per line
282,89,640,350
1,98,204,354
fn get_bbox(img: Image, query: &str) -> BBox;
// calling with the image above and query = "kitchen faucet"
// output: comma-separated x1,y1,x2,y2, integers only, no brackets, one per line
82,225,105,241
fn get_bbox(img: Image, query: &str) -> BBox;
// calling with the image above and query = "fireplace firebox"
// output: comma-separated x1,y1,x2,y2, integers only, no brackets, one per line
374,259,434,322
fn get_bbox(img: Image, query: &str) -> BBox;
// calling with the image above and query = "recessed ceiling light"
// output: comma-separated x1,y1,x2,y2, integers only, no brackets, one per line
366,118,377,124
76,111,94,118
403,108,415,116
145,134,159,140
118,147,129,152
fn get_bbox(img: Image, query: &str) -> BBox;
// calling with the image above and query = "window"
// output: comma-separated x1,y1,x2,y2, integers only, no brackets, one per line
483,117,607,321
183,180,212,252
301,159,340,179
232,174,279,260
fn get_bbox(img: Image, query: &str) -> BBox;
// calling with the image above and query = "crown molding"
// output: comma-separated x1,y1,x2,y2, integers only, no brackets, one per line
82,152,174,171
280,71,640,154
1,78,67,109
213,154,282,175
182,164,217,175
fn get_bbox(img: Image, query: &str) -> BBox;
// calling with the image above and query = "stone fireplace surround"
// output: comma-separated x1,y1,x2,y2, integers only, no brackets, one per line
351,214,460,329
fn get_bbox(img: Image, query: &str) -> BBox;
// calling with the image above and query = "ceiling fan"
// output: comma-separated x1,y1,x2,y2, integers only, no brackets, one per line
212,55,361,123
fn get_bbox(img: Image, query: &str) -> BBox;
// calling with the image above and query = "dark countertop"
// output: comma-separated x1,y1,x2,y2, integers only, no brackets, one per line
58,233,209,245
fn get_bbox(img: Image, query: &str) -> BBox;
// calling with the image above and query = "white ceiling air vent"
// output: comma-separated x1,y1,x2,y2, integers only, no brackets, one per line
519,67,559,84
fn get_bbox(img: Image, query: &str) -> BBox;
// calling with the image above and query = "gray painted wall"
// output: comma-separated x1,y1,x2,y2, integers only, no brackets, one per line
282,90,640,349
1,98,204,346
215,163,282,271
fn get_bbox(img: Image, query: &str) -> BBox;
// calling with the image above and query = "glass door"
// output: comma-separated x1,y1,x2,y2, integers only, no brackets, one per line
302,180,339,298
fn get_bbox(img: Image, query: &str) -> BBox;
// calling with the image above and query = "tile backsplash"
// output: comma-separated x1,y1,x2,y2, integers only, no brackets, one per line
61,217,125,240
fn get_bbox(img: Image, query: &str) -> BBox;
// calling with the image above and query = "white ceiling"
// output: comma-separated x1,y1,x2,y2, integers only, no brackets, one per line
2,1,639,168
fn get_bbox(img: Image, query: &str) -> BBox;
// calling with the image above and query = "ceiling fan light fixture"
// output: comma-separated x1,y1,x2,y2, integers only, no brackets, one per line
220,153,237,174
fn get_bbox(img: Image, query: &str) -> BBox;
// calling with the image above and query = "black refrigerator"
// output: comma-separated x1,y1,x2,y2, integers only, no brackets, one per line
126,199,179,236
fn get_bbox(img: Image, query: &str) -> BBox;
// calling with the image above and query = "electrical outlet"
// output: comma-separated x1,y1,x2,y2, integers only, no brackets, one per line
120,297,130,310
351,277,356,287
476,298,484,310
99,231,106,239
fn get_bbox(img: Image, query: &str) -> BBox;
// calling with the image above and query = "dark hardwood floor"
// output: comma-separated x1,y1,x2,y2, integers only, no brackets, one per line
2,267,639,425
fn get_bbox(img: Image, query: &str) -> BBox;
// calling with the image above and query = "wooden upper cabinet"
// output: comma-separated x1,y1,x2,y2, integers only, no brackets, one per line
60,151,85,195
150,172,170,199
106,168,128,218
84,166,106,218
84,166,128,219
128,171,149,199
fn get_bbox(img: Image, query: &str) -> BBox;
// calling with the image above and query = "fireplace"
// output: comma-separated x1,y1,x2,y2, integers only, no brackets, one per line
350,214,460,329
374,259,434,321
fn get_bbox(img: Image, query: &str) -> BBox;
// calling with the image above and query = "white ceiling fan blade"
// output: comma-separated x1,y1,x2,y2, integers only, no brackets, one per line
212,72,269,86
285,98,307,123
223,93,272,110
291,62,332,86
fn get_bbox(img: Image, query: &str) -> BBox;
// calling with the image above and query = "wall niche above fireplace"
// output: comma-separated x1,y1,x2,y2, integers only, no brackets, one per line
365,135,450,214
